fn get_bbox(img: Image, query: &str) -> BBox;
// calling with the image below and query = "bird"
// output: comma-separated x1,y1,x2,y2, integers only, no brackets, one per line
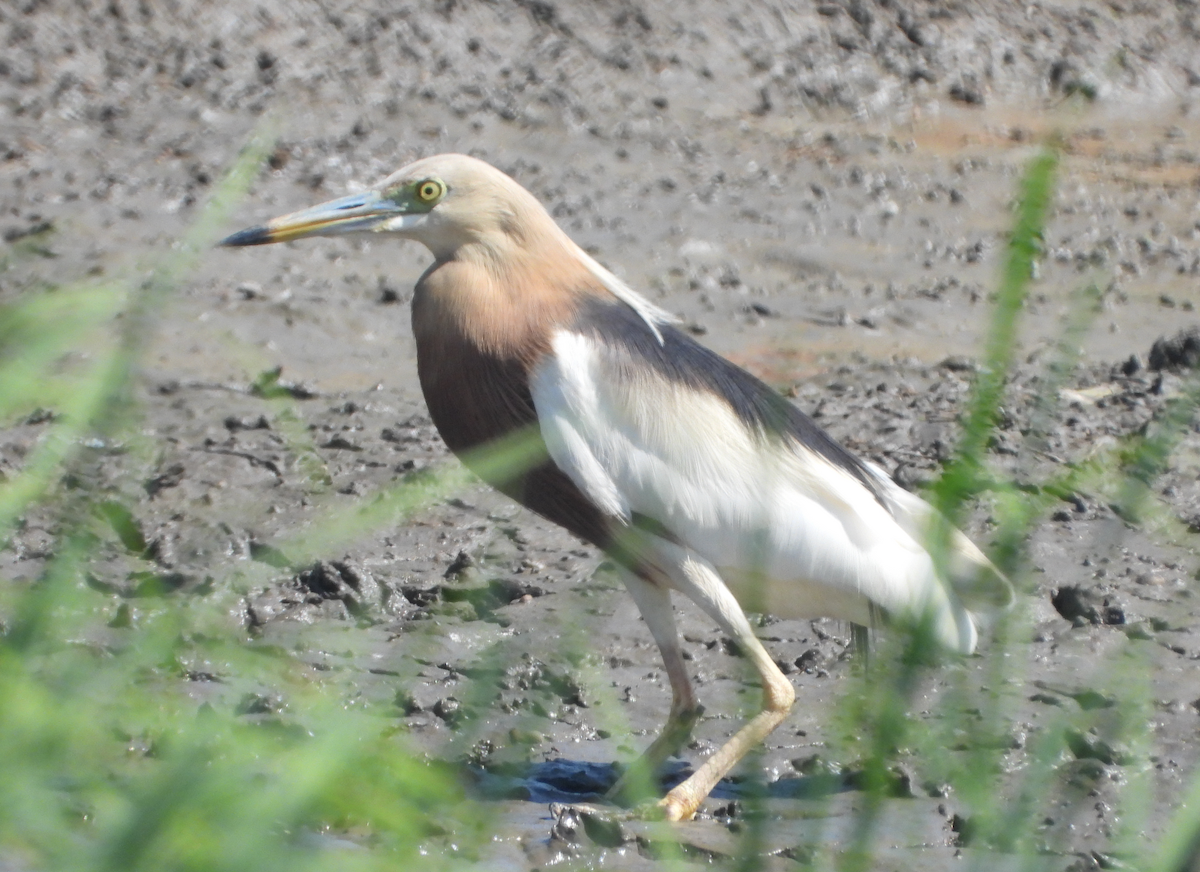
221,153,1013,821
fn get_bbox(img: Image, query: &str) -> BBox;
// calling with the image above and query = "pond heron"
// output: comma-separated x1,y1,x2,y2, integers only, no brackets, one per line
222,153,1012,821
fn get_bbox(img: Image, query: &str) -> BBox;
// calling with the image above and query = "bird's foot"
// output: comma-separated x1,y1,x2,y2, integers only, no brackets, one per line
656,792,698,822
603,771,656,810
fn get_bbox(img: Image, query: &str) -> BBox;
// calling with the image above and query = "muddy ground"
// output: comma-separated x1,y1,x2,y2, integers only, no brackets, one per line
3,1,1200,869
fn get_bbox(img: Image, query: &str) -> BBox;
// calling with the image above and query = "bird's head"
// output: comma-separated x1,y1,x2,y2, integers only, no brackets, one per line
222,152,675,337
220,153,550,261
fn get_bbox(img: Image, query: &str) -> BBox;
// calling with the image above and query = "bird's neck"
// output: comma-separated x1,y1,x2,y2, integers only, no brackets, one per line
408,236,593,464
414,235,602,363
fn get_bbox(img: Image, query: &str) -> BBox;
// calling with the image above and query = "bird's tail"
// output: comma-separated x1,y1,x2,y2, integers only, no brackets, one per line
865,464,1014,654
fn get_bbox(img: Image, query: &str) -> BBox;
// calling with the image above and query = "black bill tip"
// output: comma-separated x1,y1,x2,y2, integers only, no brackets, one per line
219,225,275,247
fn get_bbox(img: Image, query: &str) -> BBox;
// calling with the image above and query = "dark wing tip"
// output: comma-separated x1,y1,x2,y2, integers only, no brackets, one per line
219,225,274,247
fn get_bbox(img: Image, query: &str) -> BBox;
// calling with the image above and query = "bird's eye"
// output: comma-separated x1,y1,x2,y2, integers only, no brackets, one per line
416,179,445,203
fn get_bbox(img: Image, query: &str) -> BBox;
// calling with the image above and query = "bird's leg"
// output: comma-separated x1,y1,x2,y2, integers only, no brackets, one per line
652,546,796,823
606,570,703,807
851,622,872,669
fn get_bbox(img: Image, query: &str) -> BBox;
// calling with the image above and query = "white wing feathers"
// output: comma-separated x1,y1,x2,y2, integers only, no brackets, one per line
863,464,1014,614
531,330,1008,654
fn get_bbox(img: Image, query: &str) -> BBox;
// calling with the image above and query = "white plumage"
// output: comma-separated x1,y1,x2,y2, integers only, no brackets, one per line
532,329,987,654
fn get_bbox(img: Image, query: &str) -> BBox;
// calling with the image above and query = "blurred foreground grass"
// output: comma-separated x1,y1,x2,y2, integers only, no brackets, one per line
0,137,1198,872
0,134,489,872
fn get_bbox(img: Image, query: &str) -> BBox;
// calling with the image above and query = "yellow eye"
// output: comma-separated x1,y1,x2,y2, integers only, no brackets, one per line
416,179,445,203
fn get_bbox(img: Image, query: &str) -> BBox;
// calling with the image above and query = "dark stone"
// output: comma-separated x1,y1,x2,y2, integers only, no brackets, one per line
1051,586,1099,624
1148,327,1200,370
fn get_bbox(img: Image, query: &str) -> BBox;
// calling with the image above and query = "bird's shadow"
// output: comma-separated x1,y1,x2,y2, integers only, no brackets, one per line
467,757,856,807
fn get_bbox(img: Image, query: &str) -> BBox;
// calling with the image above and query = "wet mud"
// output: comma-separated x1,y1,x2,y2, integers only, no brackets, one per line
3,1,1200,868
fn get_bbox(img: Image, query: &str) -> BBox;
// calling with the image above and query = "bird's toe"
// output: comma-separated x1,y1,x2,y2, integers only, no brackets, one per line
658,786,706,822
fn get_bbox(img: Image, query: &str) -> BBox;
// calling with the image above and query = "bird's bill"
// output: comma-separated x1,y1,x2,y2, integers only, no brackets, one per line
220,190,422,246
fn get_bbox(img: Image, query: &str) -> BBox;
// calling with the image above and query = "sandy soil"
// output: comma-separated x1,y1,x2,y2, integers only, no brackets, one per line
3,1,1200,868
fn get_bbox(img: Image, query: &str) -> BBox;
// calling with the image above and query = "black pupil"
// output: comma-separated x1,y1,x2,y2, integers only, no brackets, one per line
422,183,436,198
